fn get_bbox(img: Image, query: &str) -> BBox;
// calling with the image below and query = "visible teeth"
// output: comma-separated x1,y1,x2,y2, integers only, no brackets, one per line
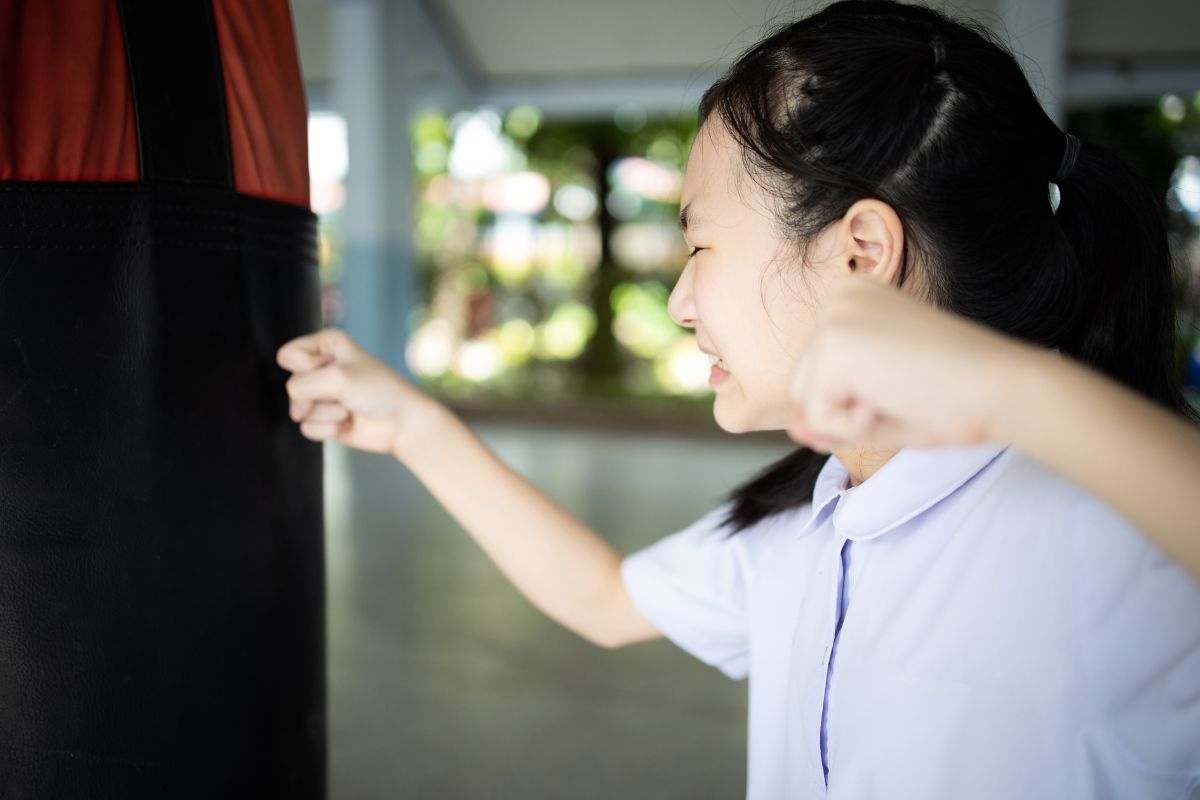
707,353,728,369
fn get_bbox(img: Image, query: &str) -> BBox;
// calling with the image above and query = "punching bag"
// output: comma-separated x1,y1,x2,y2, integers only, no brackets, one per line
0,1,326,797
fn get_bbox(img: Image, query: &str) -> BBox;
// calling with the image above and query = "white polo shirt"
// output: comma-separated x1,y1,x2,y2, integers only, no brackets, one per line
620,442,1200,799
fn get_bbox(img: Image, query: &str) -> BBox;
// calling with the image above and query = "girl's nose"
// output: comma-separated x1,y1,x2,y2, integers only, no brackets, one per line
667,275,696,328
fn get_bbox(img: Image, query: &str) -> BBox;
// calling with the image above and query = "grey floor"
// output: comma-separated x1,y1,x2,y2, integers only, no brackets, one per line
323,419,793,799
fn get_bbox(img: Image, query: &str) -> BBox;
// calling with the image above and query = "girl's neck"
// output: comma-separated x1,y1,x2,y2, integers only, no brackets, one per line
833,446,901,488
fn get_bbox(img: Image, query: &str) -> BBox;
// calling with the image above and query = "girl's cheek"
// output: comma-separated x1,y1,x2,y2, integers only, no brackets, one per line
696,263,739,310
692,275,725,320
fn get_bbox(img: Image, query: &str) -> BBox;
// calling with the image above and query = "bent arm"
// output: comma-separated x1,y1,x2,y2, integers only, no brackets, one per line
392,406,661,649
998,346,1200,580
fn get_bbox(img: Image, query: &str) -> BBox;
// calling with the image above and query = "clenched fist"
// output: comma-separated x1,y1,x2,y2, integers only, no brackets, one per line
786,273,1036,452
276,327,448,458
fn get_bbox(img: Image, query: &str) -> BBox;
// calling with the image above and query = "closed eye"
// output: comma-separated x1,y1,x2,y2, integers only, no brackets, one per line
688,246,705,258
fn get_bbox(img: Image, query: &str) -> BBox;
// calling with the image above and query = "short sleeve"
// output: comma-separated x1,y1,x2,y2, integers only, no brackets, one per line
619,502,752,680
1070,493,1200,782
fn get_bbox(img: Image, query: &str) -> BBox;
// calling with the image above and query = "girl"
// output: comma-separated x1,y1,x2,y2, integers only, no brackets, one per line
278,1,1200,797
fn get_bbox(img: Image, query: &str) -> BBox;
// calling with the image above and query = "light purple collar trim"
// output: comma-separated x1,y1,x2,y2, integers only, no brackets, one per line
794,443,1010,541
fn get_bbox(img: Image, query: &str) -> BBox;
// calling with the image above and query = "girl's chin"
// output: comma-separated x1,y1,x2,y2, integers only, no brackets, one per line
712,392,797,435
711,394,754,434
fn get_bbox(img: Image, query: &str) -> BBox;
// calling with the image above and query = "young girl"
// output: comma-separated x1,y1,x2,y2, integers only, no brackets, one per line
278,1,1200,797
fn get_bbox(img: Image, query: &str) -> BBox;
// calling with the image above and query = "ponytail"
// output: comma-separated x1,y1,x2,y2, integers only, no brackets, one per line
1051,140,1195,419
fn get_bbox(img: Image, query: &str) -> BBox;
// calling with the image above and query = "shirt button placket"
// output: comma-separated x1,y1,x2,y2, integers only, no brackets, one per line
791,493,847,797
816,535,849,791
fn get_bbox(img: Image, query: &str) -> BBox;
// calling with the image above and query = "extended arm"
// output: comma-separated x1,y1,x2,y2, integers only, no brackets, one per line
392,406,662,648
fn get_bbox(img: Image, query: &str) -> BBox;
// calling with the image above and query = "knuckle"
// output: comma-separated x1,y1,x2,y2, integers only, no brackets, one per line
804,395,820,419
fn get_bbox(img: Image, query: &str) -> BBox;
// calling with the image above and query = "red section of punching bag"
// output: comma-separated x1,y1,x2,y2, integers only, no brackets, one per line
0,0,139,182
0,0,310,209
212,0,310,207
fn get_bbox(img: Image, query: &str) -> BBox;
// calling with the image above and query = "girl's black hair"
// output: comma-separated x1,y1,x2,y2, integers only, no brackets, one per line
706,0,1198,536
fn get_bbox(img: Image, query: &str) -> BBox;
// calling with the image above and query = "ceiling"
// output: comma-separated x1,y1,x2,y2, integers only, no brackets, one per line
290,0,1200,119
293,0,1200,84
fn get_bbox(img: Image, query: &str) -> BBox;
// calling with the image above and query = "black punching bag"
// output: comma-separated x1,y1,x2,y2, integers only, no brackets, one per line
0,1,326,797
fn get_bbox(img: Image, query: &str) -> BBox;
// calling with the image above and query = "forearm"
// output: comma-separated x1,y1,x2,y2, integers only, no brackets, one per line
392,405,626,647
997,345,1200,579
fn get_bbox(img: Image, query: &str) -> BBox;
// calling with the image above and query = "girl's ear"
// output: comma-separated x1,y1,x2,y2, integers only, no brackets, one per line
840,199,905,287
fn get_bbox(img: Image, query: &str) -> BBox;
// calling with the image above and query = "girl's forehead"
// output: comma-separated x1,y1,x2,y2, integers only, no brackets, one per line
683,122,744,202
683,124,771,223
687,120,732,173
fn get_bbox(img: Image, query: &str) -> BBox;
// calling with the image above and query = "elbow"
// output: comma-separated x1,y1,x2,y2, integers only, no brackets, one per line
589,622,630,650
591,630,623,650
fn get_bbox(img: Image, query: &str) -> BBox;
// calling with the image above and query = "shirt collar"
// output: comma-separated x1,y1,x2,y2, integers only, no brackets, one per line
795,442,1010,541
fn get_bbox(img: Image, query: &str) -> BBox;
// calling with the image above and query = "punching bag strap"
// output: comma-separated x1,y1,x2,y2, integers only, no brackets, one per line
116,0,234,188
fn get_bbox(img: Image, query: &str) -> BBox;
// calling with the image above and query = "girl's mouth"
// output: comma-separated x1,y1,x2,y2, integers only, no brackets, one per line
707,353,731,385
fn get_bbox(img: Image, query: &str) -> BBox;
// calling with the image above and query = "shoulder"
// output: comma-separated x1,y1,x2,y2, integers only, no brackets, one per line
623,498,808,585
936,448,1186,591
987,448,1171,556
706,499,812,561
979,451,1200,775
1054,474,1200,778
971,446,1199,623
958,447,1132,534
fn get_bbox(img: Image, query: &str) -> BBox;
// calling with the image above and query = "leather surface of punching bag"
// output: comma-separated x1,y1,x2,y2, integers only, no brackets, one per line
0,1,326,797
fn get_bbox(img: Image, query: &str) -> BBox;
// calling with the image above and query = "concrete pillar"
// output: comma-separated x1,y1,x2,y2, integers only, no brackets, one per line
330,1,391,363
328,0,469,376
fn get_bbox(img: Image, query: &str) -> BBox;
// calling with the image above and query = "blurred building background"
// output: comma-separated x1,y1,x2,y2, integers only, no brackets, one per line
287,1,1200,797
